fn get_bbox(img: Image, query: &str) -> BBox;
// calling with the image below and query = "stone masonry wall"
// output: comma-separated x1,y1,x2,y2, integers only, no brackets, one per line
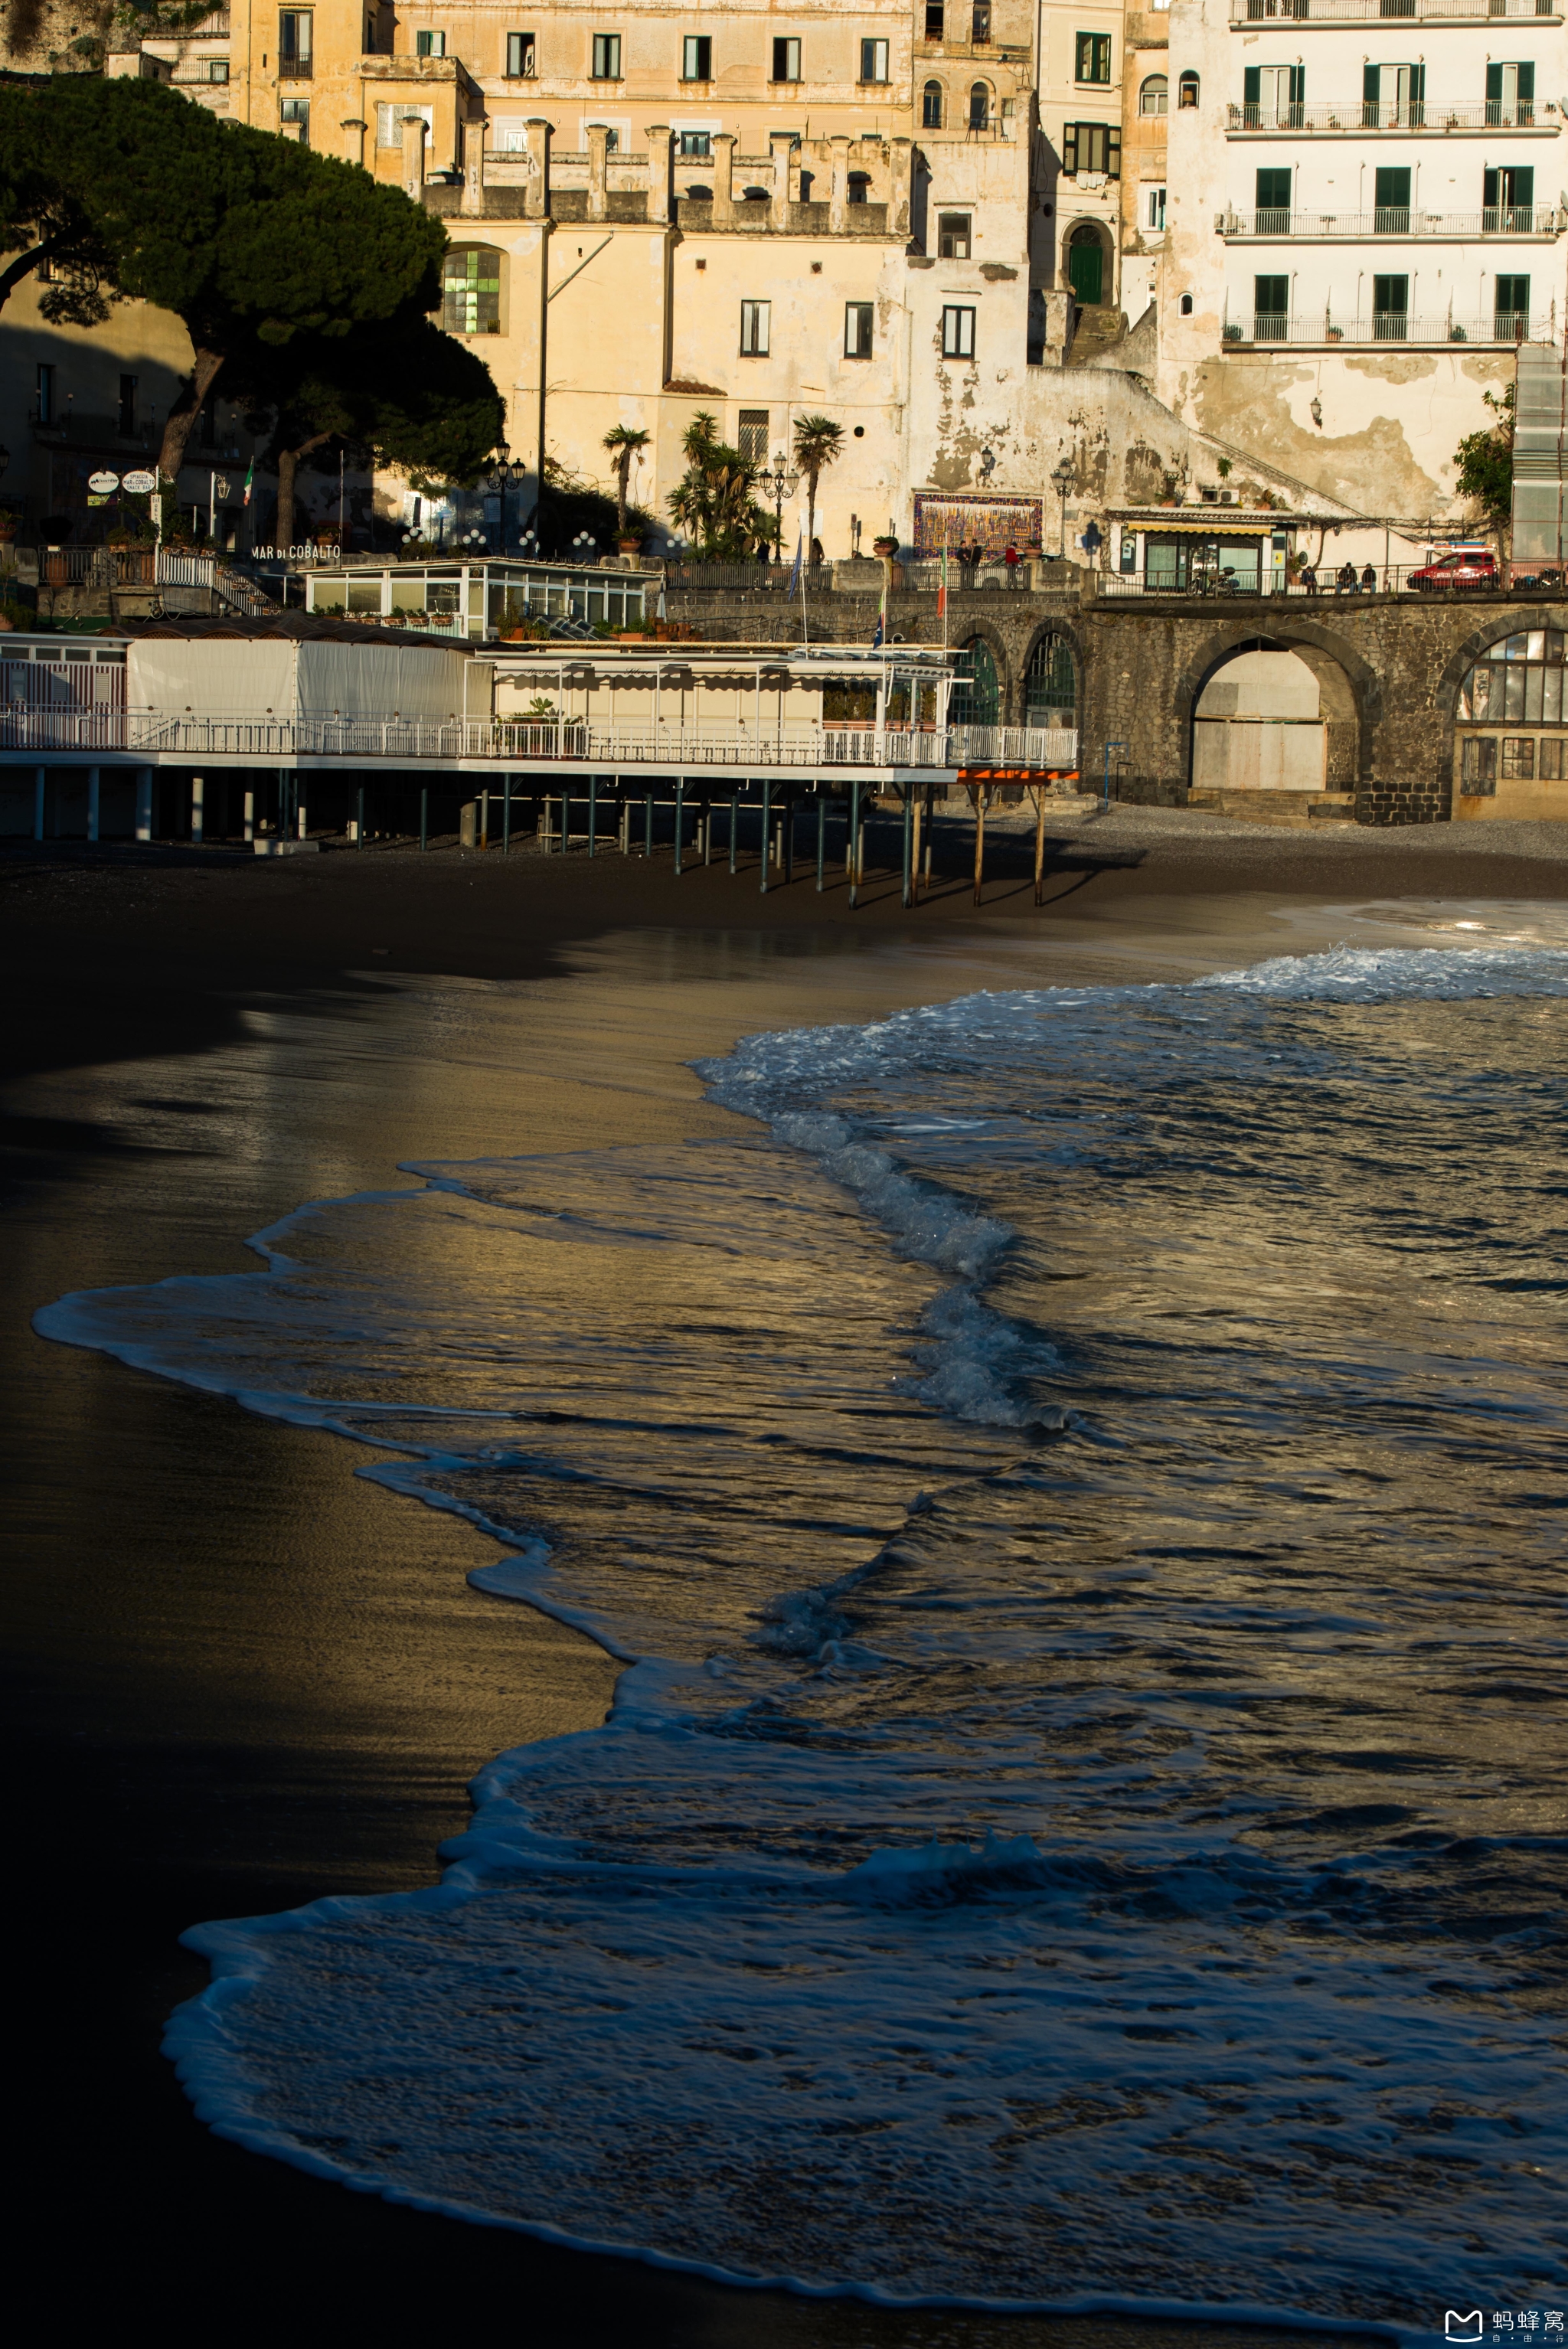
667,582,1568,825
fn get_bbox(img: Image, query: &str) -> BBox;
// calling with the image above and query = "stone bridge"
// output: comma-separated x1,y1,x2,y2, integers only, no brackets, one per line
668,580,1568,825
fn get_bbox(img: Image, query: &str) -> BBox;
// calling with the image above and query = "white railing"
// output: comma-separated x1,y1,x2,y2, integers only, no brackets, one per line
155,550,215,589
1233,0,1559,21
0,709,1079,772
1219,205,1564,235
1228,101,1548,130
1230,310,1540,343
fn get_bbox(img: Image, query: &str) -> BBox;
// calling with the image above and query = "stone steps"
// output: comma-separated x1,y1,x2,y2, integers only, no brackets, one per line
1187,789,1357,829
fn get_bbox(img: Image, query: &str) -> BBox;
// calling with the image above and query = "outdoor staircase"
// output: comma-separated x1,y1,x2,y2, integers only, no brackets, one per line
1187,789,1357,828
1065,305,1129,368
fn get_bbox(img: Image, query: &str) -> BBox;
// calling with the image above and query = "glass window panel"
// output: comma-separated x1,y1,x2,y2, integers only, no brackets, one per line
588,590,606,619
1525,666,1544,722
1527,630,1546,661
1503,666,1526,720
1468,665,1491,719
1502,737,1535,779
1544,667,1561,724
1546,630,1564,663
1506,632,1528,660
1541,737,1564,780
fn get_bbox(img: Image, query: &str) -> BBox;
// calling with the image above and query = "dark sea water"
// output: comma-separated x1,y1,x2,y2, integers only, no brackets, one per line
38,943,1568,2344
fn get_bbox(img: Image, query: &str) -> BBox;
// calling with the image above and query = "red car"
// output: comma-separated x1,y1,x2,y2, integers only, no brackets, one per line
1409,546,1498,590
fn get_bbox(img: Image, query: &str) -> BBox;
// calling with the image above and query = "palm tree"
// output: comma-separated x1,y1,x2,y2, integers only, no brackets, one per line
602,423,651,539
666,411,773,557
792,413,844,564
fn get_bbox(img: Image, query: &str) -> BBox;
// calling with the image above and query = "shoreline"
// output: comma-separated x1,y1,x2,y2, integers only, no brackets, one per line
4,825,1552,2344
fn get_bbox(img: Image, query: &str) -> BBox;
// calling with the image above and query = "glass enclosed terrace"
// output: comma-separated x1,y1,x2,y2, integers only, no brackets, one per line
293,559,662,641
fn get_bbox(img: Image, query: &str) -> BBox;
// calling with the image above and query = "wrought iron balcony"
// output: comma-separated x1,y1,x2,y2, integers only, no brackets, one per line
1225,309,1539,343
1233,0,1558,21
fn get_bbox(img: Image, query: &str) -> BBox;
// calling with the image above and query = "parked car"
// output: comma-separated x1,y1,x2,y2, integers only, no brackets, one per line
1409,547,1498,590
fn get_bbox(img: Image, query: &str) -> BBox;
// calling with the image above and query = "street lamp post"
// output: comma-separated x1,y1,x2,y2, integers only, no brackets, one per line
756,452,800,561
1051,457,1073,560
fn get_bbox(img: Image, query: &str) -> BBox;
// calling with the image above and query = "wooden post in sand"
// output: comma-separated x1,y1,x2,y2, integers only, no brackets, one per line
901,786,913,908
1032,787,1047,907
972,785,986,907
910,789,923,903
816,792,826,892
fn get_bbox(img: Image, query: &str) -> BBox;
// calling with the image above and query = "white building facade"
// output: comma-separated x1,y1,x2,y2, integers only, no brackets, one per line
1157,0,1567,517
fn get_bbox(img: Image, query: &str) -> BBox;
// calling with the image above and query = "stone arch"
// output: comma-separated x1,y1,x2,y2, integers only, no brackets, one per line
1020,618,1083,727
952,626,1008,727
1176,626,1382,796
1063,217,1113,306
1434,607,1567,714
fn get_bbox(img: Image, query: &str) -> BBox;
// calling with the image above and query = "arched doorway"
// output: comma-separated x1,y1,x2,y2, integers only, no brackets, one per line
952,635,1000,727
1193,648,1327,792
1067,223,1109,305
1454,623,1568,816
1025,632,1076,728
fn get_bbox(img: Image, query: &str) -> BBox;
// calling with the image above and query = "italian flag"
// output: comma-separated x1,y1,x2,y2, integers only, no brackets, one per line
241,456,255,507
937,544,948,620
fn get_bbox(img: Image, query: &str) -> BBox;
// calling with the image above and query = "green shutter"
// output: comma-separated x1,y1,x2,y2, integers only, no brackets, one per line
1245,65,1260,103
1289,65,1305,102
1519,62,1535,100
1486,61,1502,102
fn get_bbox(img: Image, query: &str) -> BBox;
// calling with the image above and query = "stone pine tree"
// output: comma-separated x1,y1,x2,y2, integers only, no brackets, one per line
792,414,844,564
0,74,447,484
0,81,117,323
240,317,505,547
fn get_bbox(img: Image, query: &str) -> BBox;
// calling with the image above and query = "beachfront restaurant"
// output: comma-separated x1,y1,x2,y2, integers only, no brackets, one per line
0,627,972,844
277,556,665,642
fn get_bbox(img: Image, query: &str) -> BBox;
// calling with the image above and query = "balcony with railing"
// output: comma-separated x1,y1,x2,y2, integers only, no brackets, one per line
1218,204,1563,235
1233,0,1558,22
1226,309,1538,342
1228,100,1553,130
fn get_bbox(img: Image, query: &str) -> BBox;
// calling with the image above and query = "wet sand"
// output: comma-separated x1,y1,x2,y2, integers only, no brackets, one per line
8,815,1560,2344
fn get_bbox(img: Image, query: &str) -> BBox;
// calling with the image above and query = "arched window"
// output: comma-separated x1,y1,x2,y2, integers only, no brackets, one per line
1178,70,1199,107
922,78,944,128
1138,74,1168,115
952,635,1000,727
1459,628,1566,726
969,80,991,129
1025,632,1077,728
1179,291,1194,315
441,245,503,335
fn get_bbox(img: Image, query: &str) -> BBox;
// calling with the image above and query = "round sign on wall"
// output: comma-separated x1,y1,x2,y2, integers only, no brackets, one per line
122,469,157,494
87,470,120,495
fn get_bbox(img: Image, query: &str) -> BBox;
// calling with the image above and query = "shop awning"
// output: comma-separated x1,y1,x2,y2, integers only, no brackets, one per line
1138,519,1273,537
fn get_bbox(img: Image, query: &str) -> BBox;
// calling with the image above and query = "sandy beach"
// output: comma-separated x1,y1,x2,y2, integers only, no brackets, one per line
7,809,1566,2344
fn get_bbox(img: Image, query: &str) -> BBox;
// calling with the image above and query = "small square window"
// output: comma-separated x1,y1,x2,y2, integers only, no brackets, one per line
415,28,445,57
207,57,230,80
936,211,971,259
740,299,771,356
1147,185,1166,230
1540,737,1565,781
506,31,535,76
1501,737,1537,779
1075,31,1111,84
280,94,309,140
971,1,991,38
773,35,800,81
678,129,710,155
860,38,889,83
844,301,874,358
591,31,621,78
925,1,944,35
941,303,975,359
738,410,769,464
683,34,712,80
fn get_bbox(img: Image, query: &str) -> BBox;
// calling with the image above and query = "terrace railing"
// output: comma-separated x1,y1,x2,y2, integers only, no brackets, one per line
1218,205,1563,235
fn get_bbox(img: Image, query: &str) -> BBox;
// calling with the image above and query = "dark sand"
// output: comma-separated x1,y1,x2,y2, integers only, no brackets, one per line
8,809,1565,2344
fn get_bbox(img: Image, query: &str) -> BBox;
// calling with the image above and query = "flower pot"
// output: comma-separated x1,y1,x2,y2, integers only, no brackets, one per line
617,535,642,556
872,535,899,557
